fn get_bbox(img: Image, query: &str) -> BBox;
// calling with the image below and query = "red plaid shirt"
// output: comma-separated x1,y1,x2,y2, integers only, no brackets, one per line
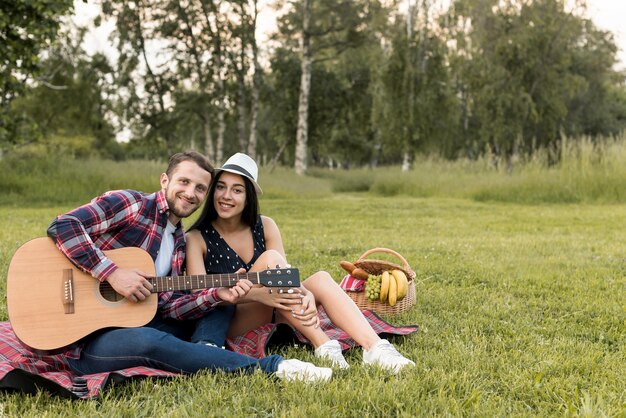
47,190,222,328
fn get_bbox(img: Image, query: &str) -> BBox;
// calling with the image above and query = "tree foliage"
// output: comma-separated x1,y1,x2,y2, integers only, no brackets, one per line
100,0,262,162
4,0,626,169
13,29,117,156
0,0,73,152
446,0,625,163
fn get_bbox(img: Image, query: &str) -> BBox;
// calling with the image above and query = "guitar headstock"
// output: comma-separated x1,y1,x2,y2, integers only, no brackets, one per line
258,267,300,288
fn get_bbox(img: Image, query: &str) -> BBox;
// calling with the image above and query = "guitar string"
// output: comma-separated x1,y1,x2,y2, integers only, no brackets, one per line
147,271,267,292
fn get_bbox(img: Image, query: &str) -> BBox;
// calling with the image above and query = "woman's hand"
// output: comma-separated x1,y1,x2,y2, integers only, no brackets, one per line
291,287,320,328
254,286,305,311
216,278,254,304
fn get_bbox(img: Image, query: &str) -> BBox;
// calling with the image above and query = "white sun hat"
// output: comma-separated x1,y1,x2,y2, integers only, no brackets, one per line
215,153,262,195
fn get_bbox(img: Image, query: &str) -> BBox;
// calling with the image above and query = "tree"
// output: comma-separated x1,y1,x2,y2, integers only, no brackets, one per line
564,17,626,137
101,0,262,163
12,28,117,156
276,0,372,174
246,0,262,160
372,0,458,168
444,0,625,164
0,0,74,155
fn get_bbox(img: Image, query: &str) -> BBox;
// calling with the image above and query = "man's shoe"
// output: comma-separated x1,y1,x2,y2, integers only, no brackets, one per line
275,359,333,382
363,339,415,374
315,340,350,369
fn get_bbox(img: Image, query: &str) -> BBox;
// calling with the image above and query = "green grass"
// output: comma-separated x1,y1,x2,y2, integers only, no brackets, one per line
0,143,625,415
0,195,624,416
0,156,164,207
3,136,626,207
311,136,626,204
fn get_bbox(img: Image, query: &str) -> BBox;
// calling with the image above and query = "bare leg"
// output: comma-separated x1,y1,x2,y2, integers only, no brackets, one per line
227,250,283,338
301,271,381,351
273,309,332,348
227,250,333,347
227,302,274,338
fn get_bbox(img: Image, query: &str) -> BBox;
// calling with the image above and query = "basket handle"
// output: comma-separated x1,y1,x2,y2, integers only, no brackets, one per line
357,248,412,272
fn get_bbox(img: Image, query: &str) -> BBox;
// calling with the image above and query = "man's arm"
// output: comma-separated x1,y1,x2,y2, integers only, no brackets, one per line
159,289,224,320
47,190,141,280
47,190,154,302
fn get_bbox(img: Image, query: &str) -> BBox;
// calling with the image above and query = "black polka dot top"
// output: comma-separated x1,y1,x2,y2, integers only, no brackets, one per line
200,216,266,274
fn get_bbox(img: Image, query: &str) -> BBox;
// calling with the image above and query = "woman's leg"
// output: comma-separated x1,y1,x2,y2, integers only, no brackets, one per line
227,250,286,337
227,302,275,338
300,271,381,351
228,250,333,347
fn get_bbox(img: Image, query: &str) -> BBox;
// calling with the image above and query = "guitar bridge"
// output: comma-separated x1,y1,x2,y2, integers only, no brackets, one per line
63,269,75,314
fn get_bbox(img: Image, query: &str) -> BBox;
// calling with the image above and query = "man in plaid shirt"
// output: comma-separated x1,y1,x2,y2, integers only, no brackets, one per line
45,151,332,383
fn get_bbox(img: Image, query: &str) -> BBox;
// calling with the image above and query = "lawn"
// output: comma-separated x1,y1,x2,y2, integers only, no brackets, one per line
0,194,624,417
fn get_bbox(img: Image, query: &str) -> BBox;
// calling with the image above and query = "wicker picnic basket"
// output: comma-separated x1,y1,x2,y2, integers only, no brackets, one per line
345,248,417,315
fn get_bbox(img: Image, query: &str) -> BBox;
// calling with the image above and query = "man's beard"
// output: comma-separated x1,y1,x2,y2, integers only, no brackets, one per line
166,194,198,220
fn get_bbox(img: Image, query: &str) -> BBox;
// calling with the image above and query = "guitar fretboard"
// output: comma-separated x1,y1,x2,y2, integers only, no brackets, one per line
149,272,260,292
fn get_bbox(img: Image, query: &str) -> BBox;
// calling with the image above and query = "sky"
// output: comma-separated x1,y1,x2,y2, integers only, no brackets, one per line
73,0,626,69
585,0,626,69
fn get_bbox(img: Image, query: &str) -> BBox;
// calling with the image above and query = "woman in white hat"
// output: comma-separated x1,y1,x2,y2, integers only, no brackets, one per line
186,153,415,373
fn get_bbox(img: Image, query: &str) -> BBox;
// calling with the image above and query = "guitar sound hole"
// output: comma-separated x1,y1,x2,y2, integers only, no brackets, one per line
99,282,124,302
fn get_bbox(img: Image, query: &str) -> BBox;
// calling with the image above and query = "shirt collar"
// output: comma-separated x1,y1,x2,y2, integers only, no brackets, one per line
156,190,169,215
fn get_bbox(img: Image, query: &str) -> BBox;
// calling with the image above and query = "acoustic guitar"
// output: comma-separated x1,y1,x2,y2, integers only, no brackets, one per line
6,237,300,352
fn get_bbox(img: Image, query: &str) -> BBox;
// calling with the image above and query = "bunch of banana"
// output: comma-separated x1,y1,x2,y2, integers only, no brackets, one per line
380,270,409,306
339,260,409,305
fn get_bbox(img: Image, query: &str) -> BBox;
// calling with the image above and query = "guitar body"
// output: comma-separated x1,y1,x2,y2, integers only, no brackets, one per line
7,238,158,352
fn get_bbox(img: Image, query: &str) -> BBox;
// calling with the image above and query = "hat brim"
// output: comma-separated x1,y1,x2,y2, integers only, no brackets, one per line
214,168,263,195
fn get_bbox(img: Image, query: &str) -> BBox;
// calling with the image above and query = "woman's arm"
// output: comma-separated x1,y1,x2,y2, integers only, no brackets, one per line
185,230,253,302
261,216,286,258
253,216,315,318
185,230,209,276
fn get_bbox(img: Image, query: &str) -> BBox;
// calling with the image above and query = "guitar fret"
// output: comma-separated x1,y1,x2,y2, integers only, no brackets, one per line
150,268,299,293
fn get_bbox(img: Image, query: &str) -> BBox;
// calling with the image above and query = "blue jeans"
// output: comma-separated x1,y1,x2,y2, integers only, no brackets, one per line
190,305,236,347
67,314,282,376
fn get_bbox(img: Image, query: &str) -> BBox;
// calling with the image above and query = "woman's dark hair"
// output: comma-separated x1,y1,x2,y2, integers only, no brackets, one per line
188,170,259,231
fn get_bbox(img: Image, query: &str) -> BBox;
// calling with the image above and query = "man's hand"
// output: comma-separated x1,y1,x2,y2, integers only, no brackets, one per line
216,279,254,304
106,268,153,302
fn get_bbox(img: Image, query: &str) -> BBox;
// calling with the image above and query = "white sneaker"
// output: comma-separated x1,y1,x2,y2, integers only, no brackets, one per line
275,359,333,383
363,339,415,374
315,340,350,369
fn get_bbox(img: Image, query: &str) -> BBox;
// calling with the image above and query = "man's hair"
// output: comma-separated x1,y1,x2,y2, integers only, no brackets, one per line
166,151,214,176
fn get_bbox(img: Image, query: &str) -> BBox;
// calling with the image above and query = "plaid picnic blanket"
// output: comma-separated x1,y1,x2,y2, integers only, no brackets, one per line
0,307,417,399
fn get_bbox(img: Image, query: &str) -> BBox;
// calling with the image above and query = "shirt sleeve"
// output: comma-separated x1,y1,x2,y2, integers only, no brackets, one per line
158,288,223,320
47,191,142,281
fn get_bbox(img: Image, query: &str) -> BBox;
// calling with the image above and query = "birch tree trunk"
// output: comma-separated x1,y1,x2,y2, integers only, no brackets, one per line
237,59,248,152
247,0,260,160
294,0,312,176
203,114,215,162
211,7,226,165
403,0,417,172
216,107,225,164
401,150,411,172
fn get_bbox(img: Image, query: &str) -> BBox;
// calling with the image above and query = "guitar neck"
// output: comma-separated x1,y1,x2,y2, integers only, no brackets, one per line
149,272,260,293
